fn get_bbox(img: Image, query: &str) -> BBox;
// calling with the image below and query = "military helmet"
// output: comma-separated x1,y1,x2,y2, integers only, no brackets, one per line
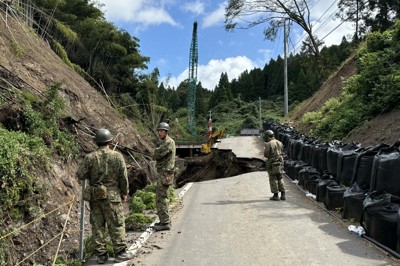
157,122,170,132
95,128,113,143
265,129,275,137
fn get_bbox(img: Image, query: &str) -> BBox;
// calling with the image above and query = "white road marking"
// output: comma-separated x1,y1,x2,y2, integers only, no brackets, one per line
114,182,194,266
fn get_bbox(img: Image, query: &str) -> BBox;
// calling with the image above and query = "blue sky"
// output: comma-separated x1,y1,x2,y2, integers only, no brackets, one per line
95,0,353,91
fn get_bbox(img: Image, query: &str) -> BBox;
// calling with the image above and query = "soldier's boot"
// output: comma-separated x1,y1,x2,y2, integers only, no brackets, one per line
152,222,171,231
115,250,134,263
280,192,286,200
269,193,280,201
97,253,109,264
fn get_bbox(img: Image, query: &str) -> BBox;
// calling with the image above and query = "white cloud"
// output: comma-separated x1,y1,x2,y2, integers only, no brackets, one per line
202,2,226,28
182,0,205,15
96,0,178,26
164,56,257,90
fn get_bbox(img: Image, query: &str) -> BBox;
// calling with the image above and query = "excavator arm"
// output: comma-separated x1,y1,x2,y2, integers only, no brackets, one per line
201,129,225,154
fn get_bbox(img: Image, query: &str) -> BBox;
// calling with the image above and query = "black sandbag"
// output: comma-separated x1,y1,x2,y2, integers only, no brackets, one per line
370,146,400,196
280,132,290,148
288,137,304,160
293,139,303,161
337,149,359,186
342,183,366,222
299,142,313,164
318,144,329,173
298,167,319,188
311,146,320,170
293,161,309,181
316,179,338,203
351,144,389,190
397,206,400,253
362,193,400,251
287,138,297,159
327,145,341,177
284,159,296,178
305,178,320,195
325,185,346,210
303,172,321,193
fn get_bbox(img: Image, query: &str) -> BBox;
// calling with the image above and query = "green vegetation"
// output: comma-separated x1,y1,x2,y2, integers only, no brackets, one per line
54,21,77,42
0,126,50,218
82,235,113,263
126,183,176,230
24,83,79,159
300,21,400,140
0,126,50,263
0,83,80,264
125,213,153,231
53,41,74,68
11,41,24,57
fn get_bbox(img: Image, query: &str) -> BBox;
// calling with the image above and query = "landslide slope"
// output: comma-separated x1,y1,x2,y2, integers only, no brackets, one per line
290,54,400,147
0,12,154,264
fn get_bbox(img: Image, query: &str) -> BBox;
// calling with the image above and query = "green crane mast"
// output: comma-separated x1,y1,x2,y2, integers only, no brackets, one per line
187,21,198,135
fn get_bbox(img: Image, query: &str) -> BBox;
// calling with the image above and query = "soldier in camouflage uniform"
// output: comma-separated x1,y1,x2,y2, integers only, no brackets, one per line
152,122,176,231
264,129,286,201
76,128,134,264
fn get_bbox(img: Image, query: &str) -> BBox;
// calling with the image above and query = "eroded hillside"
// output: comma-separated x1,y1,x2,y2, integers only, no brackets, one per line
290,54,400,147
0,11,155,264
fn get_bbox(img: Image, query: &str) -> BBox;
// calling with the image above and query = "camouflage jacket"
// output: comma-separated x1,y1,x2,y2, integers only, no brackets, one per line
153,135,176,174
264,138,284,164
76,146,128,195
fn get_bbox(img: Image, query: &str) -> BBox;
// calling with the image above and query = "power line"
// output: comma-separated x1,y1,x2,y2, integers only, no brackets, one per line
289,0,340,54
293,0,344,54
320,18,347,41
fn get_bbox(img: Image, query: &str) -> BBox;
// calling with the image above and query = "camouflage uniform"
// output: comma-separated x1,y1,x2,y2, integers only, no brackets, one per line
153,135,176,224
264,138,285,194
76,146,128,256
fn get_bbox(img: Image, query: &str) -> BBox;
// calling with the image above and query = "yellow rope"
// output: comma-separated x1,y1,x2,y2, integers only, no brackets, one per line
52,196,74,265
0,198,76,241
15,230,80,265
16,230,80,266
16,232,62,265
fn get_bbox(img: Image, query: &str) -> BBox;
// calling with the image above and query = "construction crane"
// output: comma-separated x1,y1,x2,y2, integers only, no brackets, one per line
187,21,198,135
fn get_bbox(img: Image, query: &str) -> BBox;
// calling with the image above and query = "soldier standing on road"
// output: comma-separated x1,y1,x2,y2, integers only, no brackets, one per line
264,129,286,201
76,128,134,264
152,122,176,231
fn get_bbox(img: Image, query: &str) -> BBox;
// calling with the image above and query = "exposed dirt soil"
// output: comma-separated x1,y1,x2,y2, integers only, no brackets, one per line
342,108,400,146
290,55,357,132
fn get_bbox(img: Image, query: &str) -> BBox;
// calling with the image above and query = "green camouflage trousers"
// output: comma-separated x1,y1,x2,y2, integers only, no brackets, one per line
89,200,127,255
156,181,170,224
269,173,285,194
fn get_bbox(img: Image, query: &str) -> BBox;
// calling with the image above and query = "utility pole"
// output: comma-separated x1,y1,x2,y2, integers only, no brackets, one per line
78,180,86,261
259,97,262,129
208,110,213,137
283,18,288,117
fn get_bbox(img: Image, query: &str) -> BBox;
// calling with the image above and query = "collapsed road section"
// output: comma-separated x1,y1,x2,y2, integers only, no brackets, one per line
176,136,266,187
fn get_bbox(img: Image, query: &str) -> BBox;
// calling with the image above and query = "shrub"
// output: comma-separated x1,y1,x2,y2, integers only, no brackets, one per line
0,126,50,217
129,196,146,213
125,213,154,231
